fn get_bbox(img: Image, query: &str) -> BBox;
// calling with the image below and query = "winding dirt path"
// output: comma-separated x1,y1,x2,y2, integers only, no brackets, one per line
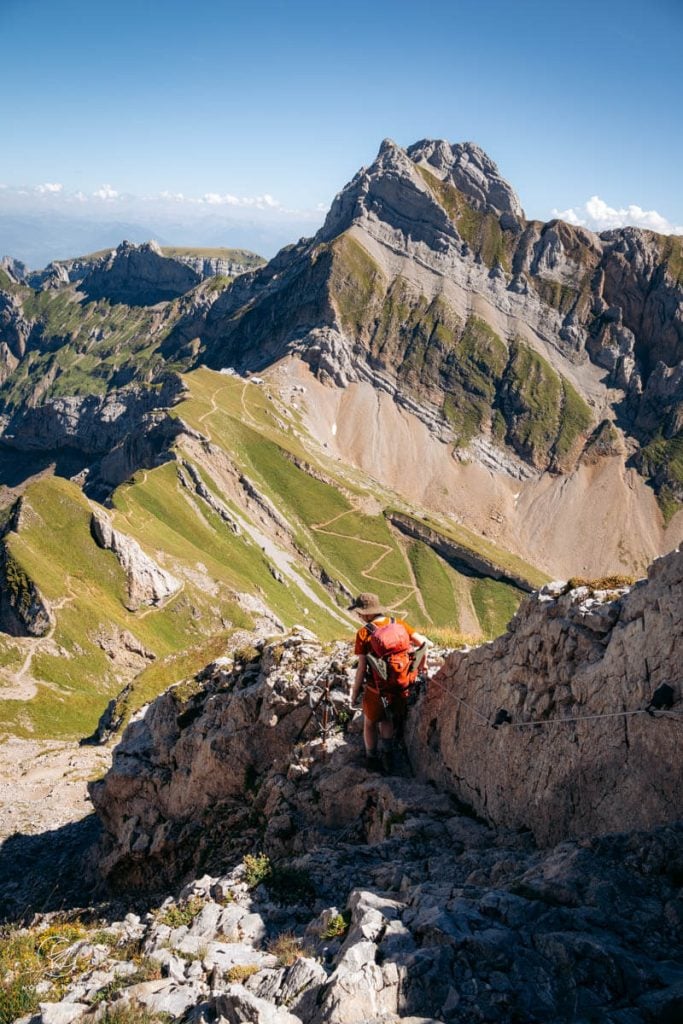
0,594,75,701
310,509,425,613
198,382,237,425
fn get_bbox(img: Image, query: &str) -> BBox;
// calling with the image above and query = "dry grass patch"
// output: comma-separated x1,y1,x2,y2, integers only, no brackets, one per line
267,932,312,967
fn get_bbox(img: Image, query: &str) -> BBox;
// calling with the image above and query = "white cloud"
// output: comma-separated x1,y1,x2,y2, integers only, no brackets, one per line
203,191,240,206
159,190,185,201
552,195,683,236
201,191,282,209
35,182,63,194
92,184,119,200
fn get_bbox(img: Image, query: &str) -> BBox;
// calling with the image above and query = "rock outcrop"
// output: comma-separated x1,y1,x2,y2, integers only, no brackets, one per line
0,544,52,636
388,511,537,592
80,241,202,306
1,374,186,454
408,546,683,844
91,508,181,610
169,250,266,280
21,246,265,290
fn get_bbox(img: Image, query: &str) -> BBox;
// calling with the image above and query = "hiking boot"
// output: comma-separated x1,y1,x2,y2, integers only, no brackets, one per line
365,750,380,772
380,747,394,775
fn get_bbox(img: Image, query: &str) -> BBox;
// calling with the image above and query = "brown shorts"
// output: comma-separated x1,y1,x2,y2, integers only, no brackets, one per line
362,684,408,725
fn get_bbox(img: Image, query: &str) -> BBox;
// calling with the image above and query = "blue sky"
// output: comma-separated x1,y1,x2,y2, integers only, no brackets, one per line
1,0,682,263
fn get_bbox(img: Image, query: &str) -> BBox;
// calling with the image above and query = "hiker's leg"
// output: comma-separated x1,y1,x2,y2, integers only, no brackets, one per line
364,717,378,753
378,718,394,740
378,715,395,773
361,688,382,768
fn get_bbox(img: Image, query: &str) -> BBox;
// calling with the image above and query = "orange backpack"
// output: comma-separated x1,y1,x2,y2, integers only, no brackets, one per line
366,618,416,691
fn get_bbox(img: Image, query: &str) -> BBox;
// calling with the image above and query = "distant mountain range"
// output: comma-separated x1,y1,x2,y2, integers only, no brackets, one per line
2,138,680,523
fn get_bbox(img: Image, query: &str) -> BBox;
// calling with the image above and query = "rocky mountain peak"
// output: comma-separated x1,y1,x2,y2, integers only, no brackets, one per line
407,138,525,219
319,136,524,246
377,136,400,156
318,136,455,245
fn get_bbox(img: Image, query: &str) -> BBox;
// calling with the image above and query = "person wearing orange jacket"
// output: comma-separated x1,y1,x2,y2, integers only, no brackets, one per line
349,592,429,773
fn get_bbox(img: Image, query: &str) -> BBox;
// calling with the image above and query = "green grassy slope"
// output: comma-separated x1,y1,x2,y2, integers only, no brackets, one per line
0,366,548,740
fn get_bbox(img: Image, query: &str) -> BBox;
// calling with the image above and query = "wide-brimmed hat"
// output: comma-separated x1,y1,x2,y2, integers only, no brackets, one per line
347,592,383,615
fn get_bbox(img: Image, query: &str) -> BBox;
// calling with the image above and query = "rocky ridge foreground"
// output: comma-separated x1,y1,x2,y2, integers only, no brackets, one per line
91,550,683,884
11,809,683,1024
49,554,681,1023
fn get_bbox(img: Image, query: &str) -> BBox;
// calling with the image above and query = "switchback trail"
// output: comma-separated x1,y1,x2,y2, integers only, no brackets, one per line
310,509,423,613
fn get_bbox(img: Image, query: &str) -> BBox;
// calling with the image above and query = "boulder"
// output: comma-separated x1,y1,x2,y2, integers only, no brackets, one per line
91,508,181,610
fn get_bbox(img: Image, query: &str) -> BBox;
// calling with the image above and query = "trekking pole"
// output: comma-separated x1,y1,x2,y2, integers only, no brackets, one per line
320,677,332,761
401,673,430,777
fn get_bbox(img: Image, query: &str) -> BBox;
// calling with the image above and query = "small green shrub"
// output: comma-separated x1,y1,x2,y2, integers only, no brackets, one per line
566,575,635,593
319,911,351,940
157,896,205,928
267,932,312,967
0,920,89,1022
92,959,162,1004
243,853,272,888
0,977,38,1024
99,1004,171,1024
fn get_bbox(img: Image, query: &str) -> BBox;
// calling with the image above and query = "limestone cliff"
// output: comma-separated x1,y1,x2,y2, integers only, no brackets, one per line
408,545,683,843
79,241,202,306
90,508,181,610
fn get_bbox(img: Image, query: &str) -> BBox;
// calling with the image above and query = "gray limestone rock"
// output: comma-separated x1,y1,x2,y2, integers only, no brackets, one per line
122,977,208,1015
407,138,525,219
204,941,278,973
80,241,201,306
90,508,181,610
38,1004,87,1024
215,984,303,1024
408,545,683,843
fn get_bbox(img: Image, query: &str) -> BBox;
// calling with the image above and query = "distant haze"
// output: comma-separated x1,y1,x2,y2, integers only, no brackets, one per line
0,196,325,268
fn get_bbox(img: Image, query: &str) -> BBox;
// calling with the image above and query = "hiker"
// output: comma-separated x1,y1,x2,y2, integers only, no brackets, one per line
349,592,429,773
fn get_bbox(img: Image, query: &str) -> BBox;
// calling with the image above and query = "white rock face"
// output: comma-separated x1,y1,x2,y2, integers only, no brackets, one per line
90,508,181,611
408,545,683,843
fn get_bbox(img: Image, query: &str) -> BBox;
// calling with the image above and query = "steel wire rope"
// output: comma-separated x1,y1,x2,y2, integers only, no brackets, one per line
420,672,682,729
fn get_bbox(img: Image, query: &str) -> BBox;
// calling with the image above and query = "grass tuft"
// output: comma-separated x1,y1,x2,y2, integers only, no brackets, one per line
266,932,312,967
